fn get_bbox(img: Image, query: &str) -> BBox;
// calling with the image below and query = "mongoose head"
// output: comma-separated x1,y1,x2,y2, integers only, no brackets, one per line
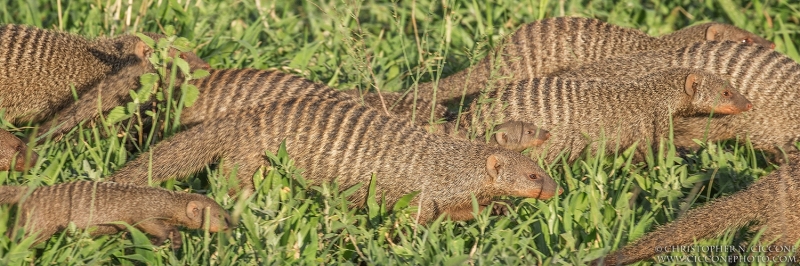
177,195,233,233
679,70,753,115
0,129,37,172
485,151,561,200
704,23,774,49
491,121,551,152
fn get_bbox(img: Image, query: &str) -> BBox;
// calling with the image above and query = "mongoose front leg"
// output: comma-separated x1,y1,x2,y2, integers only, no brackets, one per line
135,220,182,249
444,200,513,221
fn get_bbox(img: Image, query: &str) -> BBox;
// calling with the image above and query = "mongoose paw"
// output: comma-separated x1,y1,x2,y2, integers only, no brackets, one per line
167,227,182,250
487,200,513,216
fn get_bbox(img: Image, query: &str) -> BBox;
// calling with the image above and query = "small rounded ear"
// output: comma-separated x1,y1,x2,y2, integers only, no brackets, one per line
495,132,508,146
705,24,720,41
186,201,203,222
134,41,152,59
485,155,504,180
684,73,698,97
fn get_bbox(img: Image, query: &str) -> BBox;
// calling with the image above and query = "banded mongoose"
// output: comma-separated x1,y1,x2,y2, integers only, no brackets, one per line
553,41,800,155
413,17,772,104
592,153,800,265
0,129,37,171
0,24,208,132
0,181,231,249
109,96,561,224
462,68,752,162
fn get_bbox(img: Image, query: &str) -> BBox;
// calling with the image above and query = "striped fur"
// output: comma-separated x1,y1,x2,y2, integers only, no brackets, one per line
1,181,231,248
0,129,37,171
594,153,800,265
0,24,209,137
413,17,771,104
109,95,560,224
464,68,752,162
553,41,800,155
343,90,452,127
180,69,353,127
0,24,128,123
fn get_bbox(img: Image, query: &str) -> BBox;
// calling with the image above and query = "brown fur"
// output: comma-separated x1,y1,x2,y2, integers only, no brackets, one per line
553,41,799,155
109,95,561,224
433,120,550,152
0,181,231,249
344,90,452,126
179,69,354,127
463,68,752,163
412,17,772,104
0,129,37,171
593,153,800,265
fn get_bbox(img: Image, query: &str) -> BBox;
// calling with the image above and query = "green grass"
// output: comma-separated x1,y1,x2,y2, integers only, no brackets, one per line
1,0,800,265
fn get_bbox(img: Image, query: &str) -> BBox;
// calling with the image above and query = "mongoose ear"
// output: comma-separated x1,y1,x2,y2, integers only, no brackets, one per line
186,201,203,222
705,25,720,41
684,74,698,97
134,41,152,59
485,155,504,180
495,132,508,146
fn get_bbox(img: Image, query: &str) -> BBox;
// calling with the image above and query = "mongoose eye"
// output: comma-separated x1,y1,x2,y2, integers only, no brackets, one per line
526,130,534,135
722,90,732,97
742,38,753,44
528,174,539,181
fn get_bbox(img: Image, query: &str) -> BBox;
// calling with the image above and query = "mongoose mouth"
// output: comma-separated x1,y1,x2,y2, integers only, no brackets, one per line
713,103,751,115
522,186,561,200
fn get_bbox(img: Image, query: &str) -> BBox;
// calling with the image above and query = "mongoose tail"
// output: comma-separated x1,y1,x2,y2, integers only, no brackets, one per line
594,155,800,265
108,124,231,188
0,129,37,171
5,181,231,249
661,22,774,49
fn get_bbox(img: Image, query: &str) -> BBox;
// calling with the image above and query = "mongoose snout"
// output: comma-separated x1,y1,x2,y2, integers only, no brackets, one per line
0,129,37,172
184,199,234,233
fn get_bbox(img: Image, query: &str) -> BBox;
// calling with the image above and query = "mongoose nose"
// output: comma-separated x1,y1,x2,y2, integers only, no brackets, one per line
745,103,753,111
770,42,776,49
558,187,564,195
